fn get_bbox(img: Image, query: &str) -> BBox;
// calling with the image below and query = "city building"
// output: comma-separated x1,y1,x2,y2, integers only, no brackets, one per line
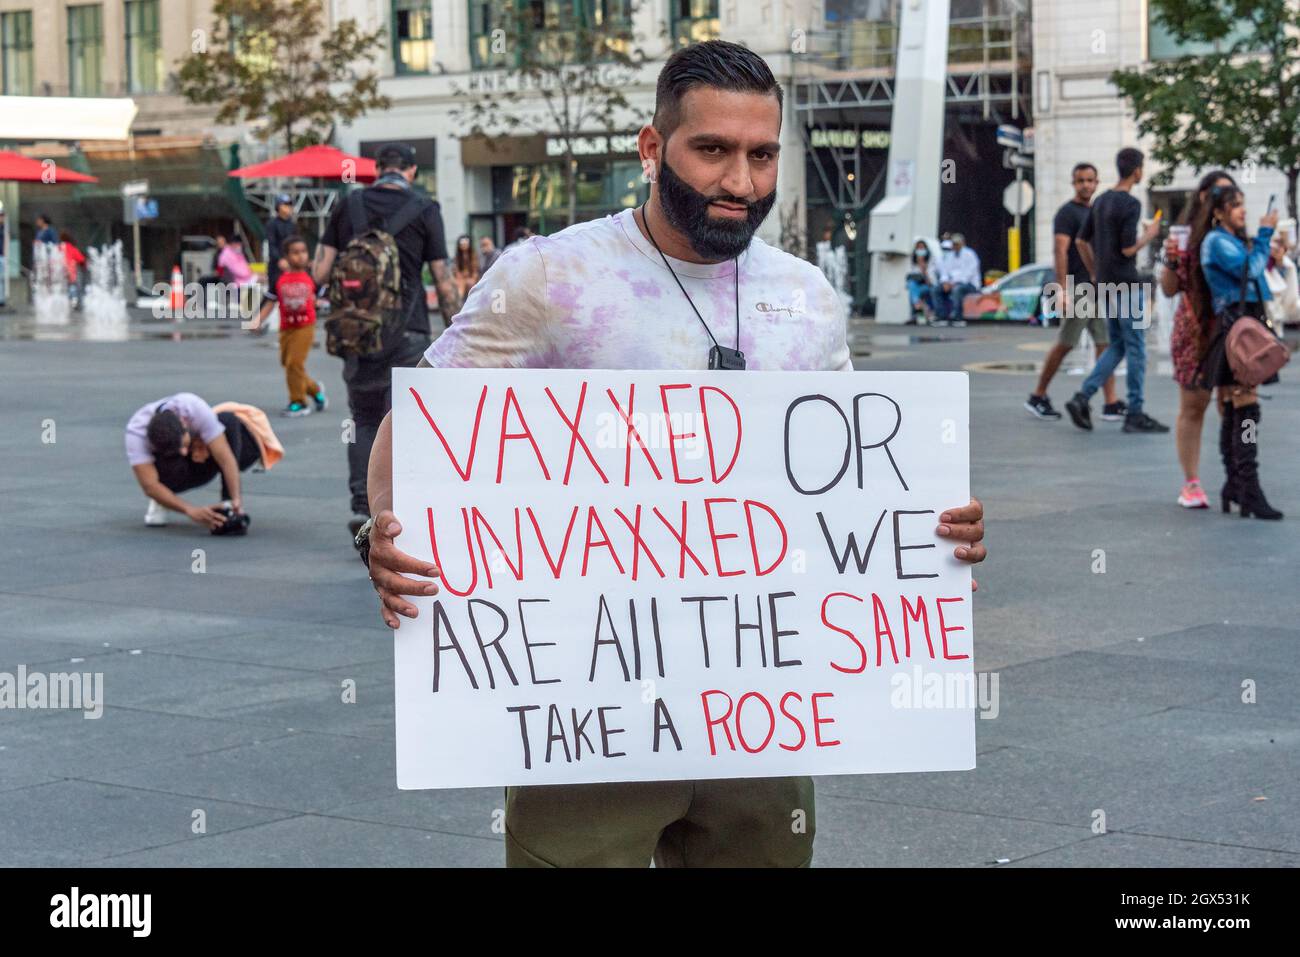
0,0,224,136
331,0,1033,312
0,0,268,285
1032,2,1290,267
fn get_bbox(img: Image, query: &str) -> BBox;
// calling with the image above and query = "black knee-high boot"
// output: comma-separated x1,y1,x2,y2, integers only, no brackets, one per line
1232,403,1283,520
1219,400,1237,512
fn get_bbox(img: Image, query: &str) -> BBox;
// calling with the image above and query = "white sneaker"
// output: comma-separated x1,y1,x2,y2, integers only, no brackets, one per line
144,499,168,526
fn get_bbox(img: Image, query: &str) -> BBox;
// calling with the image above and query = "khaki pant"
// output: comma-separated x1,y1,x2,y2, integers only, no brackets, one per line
279,323,320,406
504,776,815,868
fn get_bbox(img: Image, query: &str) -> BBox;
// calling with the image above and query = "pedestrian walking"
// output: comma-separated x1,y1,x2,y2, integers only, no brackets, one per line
1066,148,1168,433
59,231,86,311
1194,185,1285,519
313,142,455,539
1159,170,1238,507
1025,162,1121,420
252,235,327,417
478,235,501,274
265,193,298,294
452,234,479,303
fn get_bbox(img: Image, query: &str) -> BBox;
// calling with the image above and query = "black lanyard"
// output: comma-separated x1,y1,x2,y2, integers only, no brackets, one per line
638,204,746,370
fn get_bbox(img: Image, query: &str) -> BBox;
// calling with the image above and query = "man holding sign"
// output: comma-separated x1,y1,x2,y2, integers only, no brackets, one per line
359,41,986,867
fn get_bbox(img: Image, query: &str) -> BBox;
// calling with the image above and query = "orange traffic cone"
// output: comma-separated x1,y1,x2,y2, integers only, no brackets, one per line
169,266,184,318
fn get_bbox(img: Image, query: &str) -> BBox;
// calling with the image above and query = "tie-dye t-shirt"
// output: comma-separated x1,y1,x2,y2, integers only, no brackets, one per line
424,208,851,372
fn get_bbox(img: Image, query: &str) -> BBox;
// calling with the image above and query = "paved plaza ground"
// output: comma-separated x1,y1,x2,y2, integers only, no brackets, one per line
1,308,1297,867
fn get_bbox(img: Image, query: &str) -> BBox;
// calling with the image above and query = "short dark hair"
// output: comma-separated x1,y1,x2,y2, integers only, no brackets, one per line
654,40,783,140
512,226,531,243
1117,148,1144,180
282,234,308,254
146,410,186,458
1071,162,1097,178
36,212,51,224
376,143,417,172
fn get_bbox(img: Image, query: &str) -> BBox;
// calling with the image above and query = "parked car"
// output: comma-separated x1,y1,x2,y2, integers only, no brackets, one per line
962,262,1054,322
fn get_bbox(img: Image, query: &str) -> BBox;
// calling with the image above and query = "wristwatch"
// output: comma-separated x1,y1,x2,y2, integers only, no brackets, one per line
355,517,376,568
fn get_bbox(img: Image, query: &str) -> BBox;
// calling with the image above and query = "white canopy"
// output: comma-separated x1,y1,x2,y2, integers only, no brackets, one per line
0,96,138,142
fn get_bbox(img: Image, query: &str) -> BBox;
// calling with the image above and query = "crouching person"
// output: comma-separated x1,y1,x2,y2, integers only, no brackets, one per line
125,392,283,534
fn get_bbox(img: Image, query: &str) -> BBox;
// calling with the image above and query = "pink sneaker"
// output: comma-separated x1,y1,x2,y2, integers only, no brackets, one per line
1178,480,1209,509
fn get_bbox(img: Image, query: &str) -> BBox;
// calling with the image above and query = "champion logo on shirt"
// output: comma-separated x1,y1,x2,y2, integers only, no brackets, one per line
755,299,805,318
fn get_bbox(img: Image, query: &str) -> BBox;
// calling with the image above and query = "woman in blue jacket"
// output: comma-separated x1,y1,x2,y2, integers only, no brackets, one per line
1191,184,1282,519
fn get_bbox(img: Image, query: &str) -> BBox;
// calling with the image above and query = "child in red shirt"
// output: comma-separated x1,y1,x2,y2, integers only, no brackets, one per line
253,236,327,417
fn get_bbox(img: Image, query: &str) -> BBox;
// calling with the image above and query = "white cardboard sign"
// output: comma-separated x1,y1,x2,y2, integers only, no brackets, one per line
392,369,974,789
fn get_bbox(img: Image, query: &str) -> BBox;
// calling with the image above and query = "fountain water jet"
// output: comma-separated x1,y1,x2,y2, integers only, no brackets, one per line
32,242,69,326
83,241,128,341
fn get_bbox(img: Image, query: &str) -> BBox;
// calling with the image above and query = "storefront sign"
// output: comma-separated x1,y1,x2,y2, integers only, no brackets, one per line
545,134,639,158
810,128,892,150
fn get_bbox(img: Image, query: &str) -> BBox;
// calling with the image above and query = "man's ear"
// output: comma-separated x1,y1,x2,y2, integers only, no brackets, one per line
637,124,662,185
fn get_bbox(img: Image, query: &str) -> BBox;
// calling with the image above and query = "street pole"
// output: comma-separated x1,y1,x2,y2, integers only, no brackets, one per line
133,218,142,291
1010,165,1023,273
867,0,952,324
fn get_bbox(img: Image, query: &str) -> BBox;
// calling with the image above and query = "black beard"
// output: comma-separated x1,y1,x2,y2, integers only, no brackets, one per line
655,155,776,260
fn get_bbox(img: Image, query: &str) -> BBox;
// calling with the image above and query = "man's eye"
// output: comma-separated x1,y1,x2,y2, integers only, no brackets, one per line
700,145,724,155
751,151,773,161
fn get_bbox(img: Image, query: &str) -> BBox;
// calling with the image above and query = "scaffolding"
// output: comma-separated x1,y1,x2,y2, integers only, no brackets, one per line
795,0,1032,214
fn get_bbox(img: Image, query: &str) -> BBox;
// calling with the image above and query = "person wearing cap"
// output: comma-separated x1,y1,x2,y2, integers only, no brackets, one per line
935,232,980,326
265,194,298,296
314,142,455,541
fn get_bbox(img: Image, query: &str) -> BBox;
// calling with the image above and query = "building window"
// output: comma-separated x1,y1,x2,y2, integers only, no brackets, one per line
394,0,434,74
68,4,104,96
490,156,647,233
671,0,719,47
470,0,634,69
0,11,34,95
125,0,163,93
1148,9,1253,61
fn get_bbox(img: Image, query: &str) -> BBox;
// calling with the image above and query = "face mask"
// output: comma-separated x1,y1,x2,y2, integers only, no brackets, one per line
656,154,776,260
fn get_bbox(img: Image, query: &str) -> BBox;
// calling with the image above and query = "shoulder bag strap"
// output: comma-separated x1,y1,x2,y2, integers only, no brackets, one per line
382,193,426,239
347,190,370,238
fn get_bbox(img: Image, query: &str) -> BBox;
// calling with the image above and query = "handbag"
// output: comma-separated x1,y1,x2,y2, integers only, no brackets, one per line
1222,244,1290,387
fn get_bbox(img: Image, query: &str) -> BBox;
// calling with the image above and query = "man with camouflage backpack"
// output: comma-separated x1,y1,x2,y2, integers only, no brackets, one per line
314,143,456,541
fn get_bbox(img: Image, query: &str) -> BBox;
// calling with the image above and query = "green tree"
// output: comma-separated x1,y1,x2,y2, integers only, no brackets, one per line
452,0,656,228
1111,0,1300,218
177,0,390,153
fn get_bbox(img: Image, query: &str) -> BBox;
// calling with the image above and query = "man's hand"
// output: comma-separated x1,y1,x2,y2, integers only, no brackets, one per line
936,497,986,592
367,509,442,629
187,505,227,530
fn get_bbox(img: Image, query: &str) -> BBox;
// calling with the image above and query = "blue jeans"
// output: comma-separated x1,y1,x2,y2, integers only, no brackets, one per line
937,283,975,320
906,277,932,313
1081,284,1146,414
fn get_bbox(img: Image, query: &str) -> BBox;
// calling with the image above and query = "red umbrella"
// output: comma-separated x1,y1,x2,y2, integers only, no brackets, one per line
0,150,98,183
227,144,377,183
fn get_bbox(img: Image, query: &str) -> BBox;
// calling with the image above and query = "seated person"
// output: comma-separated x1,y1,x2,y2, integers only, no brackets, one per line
125,393,275,534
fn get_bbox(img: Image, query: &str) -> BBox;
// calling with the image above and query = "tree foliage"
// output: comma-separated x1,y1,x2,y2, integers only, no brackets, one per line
452,0,659,227
177,0,390,152
1111,0,1300,216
